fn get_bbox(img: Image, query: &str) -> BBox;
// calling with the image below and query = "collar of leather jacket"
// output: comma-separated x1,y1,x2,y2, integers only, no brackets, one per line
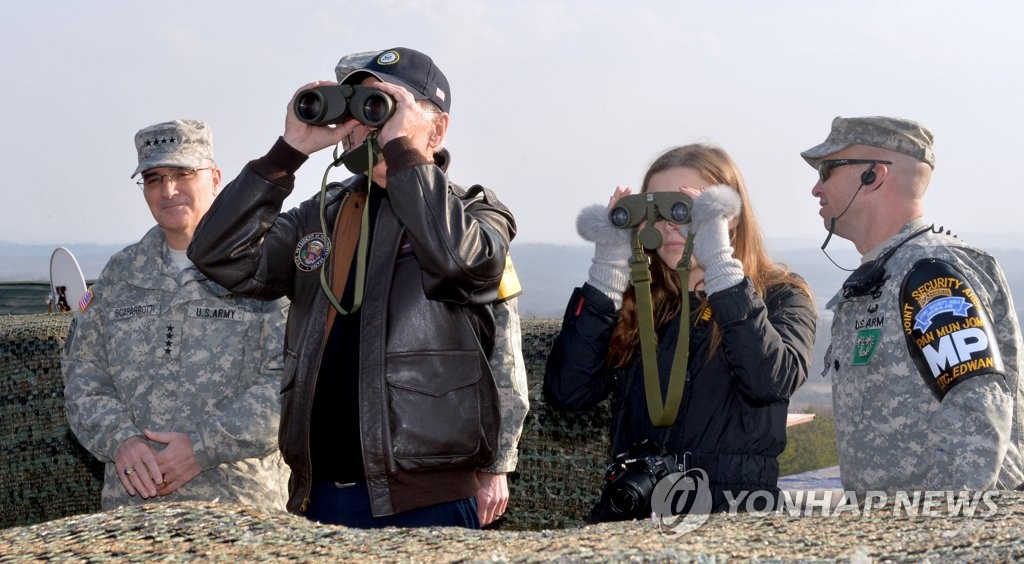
433,148,451,172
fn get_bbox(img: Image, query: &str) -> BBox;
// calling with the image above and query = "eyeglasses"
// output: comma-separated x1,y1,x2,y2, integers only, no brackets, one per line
817,159,891,183
137,167,213,189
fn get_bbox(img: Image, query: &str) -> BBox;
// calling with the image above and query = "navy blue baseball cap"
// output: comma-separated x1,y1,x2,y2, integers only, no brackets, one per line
340,47,451,113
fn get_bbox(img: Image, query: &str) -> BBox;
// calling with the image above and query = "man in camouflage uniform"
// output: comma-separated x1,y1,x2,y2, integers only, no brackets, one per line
483,291,529,519
805,116,1024,494
63,120,290,510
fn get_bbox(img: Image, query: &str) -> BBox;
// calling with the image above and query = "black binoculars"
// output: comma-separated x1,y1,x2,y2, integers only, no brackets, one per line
293,84,396,128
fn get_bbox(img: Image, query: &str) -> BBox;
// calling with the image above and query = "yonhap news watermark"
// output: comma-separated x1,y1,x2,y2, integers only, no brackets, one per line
727,488,1000,518
650,469,1002,537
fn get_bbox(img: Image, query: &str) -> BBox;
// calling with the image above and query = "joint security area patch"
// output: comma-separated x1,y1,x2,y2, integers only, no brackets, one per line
900,258,1004,399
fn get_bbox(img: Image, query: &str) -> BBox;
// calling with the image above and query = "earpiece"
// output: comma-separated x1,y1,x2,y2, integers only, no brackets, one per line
860,164,877,185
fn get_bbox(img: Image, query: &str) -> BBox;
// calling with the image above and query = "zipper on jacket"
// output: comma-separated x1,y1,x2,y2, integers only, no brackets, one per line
298,297,334,514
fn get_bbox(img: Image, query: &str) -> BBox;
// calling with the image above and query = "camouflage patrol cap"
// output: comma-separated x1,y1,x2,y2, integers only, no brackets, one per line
334,51,380,82
801,116,935,170
131,119,215,178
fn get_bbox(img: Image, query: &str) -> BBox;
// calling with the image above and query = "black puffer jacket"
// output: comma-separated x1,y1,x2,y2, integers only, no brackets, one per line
544,278,815,513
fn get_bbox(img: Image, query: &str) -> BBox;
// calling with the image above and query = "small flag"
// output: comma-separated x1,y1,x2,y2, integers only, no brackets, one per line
79,287,94,313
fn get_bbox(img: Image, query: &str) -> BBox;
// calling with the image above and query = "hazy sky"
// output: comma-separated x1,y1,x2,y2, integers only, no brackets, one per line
3,1,1022,250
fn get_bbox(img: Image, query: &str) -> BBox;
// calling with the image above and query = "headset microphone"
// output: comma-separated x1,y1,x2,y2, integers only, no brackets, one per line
820,181,866,254
820,162,885,268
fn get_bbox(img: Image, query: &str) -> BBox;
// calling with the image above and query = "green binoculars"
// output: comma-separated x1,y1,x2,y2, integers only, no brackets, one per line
608,192,693,251
608,192,692,229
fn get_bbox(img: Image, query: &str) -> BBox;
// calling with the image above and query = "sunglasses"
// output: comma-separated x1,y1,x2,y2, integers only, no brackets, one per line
817,159,891,183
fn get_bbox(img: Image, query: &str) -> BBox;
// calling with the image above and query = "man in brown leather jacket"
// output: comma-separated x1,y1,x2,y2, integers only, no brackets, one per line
187,47,516,528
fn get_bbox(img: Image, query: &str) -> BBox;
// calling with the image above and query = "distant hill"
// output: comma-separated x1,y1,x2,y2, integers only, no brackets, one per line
0,241,125,282
5,238,1024,410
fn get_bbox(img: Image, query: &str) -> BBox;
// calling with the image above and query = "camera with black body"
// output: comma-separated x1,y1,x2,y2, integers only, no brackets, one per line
600,440,680,520
608,192,692,251
293,84,396,128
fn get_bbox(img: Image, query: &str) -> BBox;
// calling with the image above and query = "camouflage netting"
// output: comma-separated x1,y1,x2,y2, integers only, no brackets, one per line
0,313,104,529
4,314,1024,560
3,494,1024,560
0,314,609,532
499,318,610,530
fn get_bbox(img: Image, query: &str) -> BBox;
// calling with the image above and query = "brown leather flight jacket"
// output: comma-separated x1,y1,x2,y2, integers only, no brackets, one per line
188,139,514,516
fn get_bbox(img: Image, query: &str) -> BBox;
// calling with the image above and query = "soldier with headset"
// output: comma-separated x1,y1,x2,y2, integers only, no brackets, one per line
806,116,1024,494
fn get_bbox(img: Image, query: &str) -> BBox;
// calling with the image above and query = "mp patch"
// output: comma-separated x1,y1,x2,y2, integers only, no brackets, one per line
294,232,331,272
900,258,1004,399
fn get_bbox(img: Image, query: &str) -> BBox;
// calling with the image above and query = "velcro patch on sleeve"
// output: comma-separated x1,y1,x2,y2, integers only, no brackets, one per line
78,287,94,313
900,258,1004,400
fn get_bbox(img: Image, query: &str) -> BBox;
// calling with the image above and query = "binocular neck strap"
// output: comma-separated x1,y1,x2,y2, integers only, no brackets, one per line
630,232,695,427
318,134,379,316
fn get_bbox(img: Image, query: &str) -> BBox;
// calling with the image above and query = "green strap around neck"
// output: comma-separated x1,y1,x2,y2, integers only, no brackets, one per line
318,133,379,315
631,231,695,427
319,197,370,315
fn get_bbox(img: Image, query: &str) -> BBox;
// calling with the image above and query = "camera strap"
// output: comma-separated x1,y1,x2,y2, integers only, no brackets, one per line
631,231,695,427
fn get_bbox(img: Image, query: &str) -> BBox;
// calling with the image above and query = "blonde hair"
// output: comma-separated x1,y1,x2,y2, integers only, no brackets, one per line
606,144,812,367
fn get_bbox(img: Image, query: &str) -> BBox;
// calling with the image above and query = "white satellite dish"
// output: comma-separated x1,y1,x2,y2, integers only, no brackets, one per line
49,247,87,313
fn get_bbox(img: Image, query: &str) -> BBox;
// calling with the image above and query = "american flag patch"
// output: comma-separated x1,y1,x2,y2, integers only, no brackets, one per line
79,287,94,313
435,88,446,102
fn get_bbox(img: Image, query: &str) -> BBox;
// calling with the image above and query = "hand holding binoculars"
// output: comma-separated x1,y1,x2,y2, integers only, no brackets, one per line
608,192,693,250
294,84,396,128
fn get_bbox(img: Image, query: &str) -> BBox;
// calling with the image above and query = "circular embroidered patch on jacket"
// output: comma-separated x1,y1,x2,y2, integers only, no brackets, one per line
294,232,331,272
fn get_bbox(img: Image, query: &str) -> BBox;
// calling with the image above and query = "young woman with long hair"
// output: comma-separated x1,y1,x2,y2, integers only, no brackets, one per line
544,144,817,520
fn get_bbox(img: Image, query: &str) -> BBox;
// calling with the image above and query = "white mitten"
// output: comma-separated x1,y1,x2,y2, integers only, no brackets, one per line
577,204,632,309
688,185,744,295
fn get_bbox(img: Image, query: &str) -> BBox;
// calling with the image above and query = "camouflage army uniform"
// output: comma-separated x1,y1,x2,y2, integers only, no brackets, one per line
484,296,529,473
826,220,1024,494
63,226,290,510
